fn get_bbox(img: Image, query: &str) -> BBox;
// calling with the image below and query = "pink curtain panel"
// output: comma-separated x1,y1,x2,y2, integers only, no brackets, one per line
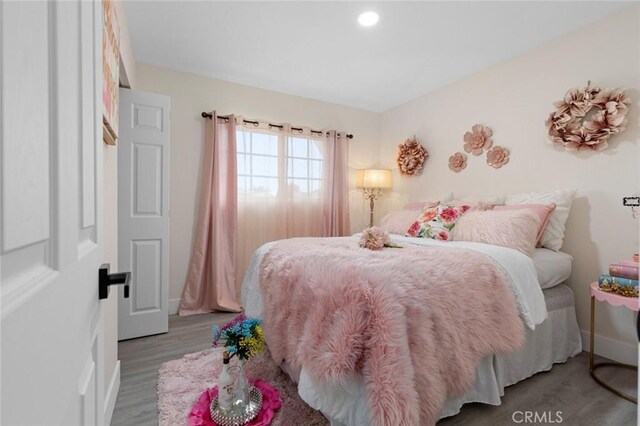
180,113,242,315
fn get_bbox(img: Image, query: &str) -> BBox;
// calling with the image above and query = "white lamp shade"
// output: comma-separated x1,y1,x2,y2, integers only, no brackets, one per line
356,169,393,189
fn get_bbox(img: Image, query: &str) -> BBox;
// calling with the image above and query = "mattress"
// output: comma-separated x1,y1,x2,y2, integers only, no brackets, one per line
531,248,573,289
297,284,582,425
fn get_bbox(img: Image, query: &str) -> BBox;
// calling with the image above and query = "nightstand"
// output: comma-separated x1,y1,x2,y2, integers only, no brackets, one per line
589,282,638,404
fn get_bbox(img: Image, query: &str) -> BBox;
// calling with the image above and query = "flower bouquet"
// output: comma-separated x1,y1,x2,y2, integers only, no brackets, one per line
212,314,265,416
212,314,265,360
358,226,402,250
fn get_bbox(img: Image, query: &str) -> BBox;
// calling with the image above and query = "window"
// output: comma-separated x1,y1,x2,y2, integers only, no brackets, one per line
287,137,323,196
236,129,324,198
234,125,349,286
237,130,279,196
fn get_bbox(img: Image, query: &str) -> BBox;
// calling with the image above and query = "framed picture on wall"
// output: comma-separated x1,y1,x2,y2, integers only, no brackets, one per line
102,0,119,145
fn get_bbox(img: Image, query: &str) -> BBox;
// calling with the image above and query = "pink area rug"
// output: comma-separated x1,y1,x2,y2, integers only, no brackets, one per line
157,347,328,426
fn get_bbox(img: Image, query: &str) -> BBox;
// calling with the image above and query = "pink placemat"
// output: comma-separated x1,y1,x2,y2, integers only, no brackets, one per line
187,378,281,426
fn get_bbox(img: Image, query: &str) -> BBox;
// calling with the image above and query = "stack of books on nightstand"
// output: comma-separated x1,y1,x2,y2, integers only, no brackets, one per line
598,253,639,297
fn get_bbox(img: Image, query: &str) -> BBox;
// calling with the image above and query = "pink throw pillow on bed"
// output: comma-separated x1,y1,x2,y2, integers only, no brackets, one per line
378,201,441,234
451,209,541,256
380,210,423,235
493,203,556,245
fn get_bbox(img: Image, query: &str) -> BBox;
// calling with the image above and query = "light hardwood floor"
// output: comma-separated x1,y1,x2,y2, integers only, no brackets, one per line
112,313,637,426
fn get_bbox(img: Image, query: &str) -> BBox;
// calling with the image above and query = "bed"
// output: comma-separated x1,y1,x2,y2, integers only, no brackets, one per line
241,234,581,425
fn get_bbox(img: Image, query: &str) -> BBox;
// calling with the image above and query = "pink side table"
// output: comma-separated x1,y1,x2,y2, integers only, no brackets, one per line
589,282,638,404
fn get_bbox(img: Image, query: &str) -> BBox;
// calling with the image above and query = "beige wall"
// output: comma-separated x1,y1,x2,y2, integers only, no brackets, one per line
134,63,381,303
378,7,640,363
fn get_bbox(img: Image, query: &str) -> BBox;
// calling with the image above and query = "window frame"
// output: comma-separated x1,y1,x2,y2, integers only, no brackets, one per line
236,128,324,198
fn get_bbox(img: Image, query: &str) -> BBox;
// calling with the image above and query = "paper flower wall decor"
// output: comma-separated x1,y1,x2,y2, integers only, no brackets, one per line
448,152,468,173
463,124,493,155
545,82,630,152
397,136,428,176
486,146,510,169
449,124,510,172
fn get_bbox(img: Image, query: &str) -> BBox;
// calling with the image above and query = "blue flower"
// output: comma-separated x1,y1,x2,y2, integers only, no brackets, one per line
240,323,252,337
227,345,237,354
241,319,261,334
212,325,220,342
228,323,242,335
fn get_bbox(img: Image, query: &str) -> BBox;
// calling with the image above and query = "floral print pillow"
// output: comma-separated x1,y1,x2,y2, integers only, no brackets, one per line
405,204,471,241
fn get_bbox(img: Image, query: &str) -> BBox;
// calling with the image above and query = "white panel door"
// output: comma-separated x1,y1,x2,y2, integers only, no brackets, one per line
118,89,170,340
1,1,107,425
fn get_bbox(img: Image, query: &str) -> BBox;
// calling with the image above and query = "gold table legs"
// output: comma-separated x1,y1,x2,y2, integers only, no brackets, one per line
589,295,638,404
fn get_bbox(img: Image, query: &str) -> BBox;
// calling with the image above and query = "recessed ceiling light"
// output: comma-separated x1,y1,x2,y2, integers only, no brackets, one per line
358,11,379,27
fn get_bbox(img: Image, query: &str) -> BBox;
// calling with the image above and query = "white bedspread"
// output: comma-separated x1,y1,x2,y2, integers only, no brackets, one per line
240,234,548,426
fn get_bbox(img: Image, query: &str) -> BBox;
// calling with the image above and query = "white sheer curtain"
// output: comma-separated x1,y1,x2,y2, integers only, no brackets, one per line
236,122,330,285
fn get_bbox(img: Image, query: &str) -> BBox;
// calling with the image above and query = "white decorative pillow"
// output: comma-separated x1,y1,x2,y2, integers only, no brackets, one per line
452,209,541,256
451,195,506,205
380,210,423,235
505,190,576,251
402,200,440,211
403,193,453,210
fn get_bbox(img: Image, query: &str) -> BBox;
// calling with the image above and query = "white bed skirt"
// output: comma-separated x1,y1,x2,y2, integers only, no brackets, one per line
288,284,582,425
439,284,582,419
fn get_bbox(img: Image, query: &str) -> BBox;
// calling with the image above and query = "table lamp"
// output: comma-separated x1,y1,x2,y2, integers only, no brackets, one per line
356,169,393,227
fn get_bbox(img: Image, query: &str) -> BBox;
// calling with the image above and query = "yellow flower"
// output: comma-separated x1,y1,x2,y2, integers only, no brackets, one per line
239,332,265,357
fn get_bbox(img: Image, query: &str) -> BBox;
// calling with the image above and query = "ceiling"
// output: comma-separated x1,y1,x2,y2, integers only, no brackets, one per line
125,1,631,112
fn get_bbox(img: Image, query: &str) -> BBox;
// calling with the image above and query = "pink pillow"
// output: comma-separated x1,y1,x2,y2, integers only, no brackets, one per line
380,210,423,235
451,210,541,256
493,203,556,245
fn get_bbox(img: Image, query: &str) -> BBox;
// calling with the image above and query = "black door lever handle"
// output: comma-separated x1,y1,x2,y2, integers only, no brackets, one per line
99,263,131,300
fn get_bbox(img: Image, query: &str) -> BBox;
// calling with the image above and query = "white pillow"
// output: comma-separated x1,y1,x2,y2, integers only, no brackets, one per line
440,192,454,203
505,190,576,251
402,193,453,210
451,195,506,205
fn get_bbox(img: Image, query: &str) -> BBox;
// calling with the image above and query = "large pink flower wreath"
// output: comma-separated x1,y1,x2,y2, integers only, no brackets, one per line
545,83,630,152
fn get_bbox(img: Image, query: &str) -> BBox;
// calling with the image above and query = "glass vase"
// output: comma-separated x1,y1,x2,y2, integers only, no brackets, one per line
231,359,251,414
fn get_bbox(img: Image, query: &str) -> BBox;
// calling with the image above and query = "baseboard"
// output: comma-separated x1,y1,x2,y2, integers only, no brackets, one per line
580,330,638,366
169,298,181,315
104,360,120,426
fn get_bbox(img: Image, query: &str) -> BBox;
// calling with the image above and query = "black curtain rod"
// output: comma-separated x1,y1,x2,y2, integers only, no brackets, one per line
201,112,353,139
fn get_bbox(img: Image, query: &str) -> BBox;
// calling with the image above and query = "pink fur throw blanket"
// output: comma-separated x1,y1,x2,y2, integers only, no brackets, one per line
259,237,525,425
